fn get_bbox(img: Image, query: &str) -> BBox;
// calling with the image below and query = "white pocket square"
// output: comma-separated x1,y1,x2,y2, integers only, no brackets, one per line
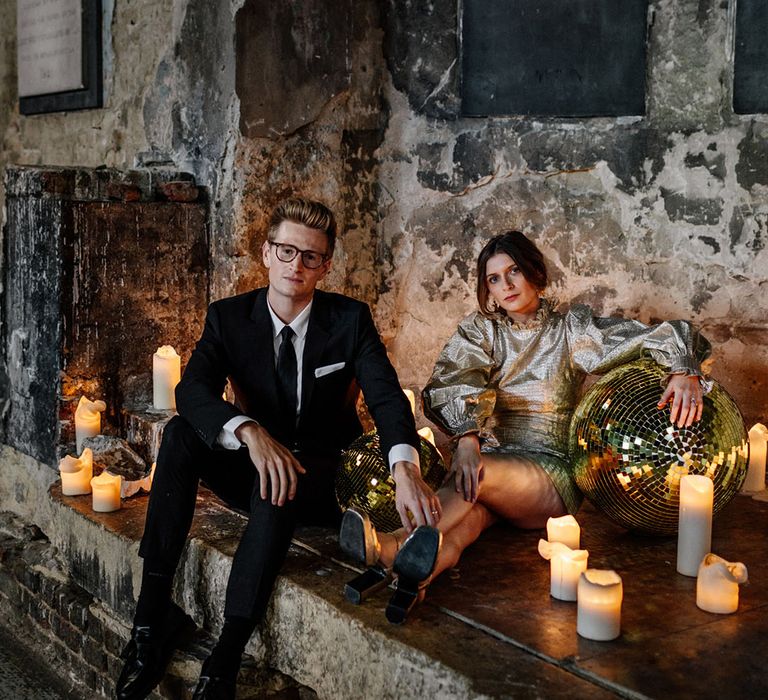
314,362,345,378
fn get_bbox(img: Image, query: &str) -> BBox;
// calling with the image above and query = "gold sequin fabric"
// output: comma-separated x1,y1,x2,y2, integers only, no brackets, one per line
422,300,711,514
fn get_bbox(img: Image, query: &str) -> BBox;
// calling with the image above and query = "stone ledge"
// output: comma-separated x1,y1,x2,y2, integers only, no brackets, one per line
47,486,609,699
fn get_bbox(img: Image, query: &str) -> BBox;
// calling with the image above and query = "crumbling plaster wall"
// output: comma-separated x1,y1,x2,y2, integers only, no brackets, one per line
1,0,766,443
370,0,768,428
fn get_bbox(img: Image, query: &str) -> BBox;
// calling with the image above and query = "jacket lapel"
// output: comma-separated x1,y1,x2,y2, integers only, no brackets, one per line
299,293,331,423
248,289,280,409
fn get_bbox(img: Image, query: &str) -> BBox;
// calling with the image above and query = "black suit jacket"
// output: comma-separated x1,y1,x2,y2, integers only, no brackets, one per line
176,288,419,460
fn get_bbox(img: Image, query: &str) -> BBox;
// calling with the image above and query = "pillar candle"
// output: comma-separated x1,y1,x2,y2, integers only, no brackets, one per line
696,553,748,614
677,474,713,577
538,539,589,601
742,423,768,493
403,389,416,417
577,569,623,641
58,448,93,496
75,396,106,452
153,345,181,410
91,471,122,513
418,426,436,447
547,514,581,549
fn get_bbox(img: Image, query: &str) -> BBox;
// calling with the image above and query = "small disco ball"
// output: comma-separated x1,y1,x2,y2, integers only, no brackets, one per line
336,431,448,532
569,359,748,536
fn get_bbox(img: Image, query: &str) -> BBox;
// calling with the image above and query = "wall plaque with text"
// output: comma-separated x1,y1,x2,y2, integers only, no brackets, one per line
17,0,102,115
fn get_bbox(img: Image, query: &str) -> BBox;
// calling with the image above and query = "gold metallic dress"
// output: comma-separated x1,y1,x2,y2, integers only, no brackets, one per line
422,300,710,515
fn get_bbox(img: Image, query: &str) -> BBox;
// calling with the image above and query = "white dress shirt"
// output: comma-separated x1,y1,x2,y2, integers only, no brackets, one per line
217,296,419,472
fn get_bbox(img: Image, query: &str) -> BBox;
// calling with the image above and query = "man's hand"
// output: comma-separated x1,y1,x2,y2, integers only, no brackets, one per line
392,461,441,532
453,433,484,503
658,374,704,428
236,422,306,506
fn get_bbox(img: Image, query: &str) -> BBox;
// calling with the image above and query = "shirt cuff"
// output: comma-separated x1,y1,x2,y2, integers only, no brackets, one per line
217,415,255,449
388,443,420,476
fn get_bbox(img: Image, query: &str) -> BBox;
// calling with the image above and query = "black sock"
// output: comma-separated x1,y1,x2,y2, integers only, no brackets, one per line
205,616,256,680
134,562,174,628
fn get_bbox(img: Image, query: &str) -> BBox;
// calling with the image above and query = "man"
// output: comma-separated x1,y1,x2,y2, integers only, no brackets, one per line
116,198,442,700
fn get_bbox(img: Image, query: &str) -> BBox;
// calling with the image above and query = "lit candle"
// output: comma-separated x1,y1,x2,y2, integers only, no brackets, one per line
677,474,713,577
58,448,93,495
547,514,581,549
153,345,181,410
538,539,588,601
75,396,106,452
696,553,748,614
90,471,122,513
577,569,623,641
742,423,768,493
418,426,436,447
403,389,416,417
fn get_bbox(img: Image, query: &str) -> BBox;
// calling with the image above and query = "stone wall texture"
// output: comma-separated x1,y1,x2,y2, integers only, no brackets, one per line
2,0,767,438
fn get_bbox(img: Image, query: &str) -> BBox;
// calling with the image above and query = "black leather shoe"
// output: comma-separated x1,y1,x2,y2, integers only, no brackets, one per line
192,674,237,700
344,564,392,604
385,526,442,625
339,507,381,566
115,605,193,700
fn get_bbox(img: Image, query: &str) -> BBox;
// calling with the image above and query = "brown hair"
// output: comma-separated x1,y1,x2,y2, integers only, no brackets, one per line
476,231,548,315
268,198,338,254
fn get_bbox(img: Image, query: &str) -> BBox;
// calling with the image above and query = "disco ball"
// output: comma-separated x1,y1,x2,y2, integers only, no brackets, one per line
569,359,748,535
336,431,448,532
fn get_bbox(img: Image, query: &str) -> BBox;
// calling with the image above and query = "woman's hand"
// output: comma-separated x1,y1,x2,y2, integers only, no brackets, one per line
453,434,484,502
657,374,704,428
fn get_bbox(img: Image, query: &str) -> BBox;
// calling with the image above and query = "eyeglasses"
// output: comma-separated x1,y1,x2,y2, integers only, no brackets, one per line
268,241,329,269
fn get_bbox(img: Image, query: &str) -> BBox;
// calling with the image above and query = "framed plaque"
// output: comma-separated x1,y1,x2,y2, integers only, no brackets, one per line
17,0,102,115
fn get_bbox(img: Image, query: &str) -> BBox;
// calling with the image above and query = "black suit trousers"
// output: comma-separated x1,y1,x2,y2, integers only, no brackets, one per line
138,415,342,621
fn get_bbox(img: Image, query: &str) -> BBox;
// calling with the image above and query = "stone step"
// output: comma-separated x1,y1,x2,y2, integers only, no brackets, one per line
47,485,610,699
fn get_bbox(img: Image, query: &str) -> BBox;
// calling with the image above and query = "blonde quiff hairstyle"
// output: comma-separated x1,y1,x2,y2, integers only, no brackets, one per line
268,198,338,255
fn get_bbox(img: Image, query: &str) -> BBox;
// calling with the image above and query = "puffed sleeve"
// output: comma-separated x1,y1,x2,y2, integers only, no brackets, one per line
422,312,498,437
565,304,711,377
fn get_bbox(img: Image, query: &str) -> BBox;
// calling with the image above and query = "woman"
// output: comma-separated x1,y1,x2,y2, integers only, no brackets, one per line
341,231,710,623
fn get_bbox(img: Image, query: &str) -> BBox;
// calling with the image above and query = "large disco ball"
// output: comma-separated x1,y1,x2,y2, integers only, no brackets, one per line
569,359,748,535
336,431,448,532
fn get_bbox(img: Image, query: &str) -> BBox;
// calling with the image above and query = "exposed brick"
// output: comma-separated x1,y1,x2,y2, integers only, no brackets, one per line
51,612,84,651
86,609,105,644
39,572,62,601
103,621,129,658
0,569,20,599
158,180,200,202
83,634,107,669
18,565,41,593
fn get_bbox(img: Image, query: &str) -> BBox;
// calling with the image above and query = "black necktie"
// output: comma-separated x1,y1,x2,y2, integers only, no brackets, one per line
276,326,298,429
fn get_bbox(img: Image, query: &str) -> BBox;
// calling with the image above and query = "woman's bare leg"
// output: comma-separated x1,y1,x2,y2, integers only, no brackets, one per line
378,454,566,567
432,502,497,579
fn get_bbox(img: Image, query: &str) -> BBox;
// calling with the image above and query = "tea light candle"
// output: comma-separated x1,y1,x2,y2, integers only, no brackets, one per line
59,448,93,495
75,396,106,452
538,539,589,601
91,471,122,513
547,514,581,549
696,553,749,614
153,345,181,410
418,426,436,447
403,389,416,417
577,569,623,641
742,423,767,493
677,474,713,577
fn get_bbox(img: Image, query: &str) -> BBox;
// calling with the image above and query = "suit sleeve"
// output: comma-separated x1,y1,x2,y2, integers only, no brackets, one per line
353,304,420,459
175,303,243,448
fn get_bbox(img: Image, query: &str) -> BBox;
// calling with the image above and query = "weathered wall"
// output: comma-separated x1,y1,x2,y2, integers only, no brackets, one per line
369,0,768,427
1,0,767,438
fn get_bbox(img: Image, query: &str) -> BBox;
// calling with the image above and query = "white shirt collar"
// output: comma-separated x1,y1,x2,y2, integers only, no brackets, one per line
266,298,313,340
